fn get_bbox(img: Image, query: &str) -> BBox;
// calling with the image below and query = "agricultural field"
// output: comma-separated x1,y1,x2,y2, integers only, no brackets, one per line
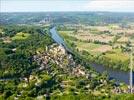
103,53,129,63
58,24,134,71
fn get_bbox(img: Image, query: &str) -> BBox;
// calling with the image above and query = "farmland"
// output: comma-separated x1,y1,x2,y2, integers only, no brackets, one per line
58,24,133,71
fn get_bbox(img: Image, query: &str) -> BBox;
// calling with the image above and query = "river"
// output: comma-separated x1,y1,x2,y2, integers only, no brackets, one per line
50,27,134,85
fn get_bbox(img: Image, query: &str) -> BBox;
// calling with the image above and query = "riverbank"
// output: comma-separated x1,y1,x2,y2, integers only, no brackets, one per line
50,27,134,85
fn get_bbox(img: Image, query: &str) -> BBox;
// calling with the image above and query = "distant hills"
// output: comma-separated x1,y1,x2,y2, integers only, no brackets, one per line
1,12,134,25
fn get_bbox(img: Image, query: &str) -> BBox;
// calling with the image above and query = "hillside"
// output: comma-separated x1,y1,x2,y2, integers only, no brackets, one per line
0,25,134,99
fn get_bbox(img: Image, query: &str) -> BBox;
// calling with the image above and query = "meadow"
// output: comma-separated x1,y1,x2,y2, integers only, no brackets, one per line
58,24,133,71
12,32,31,40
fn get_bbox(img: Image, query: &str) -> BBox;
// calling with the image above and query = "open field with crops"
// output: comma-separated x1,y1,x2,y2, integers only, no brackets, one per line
58,24,134,71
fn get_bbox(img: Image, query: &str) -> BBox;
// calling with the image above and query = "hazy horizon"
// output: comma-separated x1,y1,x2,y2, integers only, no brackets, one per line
1,0,134,12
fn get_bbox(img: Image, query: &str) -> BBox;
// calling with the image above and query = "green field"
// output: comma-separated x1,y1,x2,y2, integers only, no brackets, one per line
58,27,131,71
12,32,31,40
58,31,74,34
59,31,102,53
103,53,129,62
75,41,101,53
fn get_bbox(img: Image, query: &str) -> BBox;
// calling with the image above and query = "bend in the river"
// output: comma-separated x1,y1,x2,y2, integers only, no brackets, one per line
50,27,134,85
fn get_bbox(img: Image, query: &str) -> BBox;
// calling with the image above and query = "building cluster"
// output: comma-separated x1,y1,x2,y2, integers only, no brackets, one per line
33,43,90,78
32,43,133,94
113,86,134,94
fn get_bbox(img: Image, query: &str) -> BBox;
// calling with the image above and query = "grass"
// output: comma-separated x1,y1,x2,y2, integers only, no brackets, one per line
36,47,45,53
58,27,132,71
117,37,129,43
59,30,101,53
111,48,122,53
0,29,3,34
76,41,101,51
103,52,129,62
108,24,119,30
58,31,74,34
58,31,75,39
12,32,31,40
59,29,130,60
105,48,130,62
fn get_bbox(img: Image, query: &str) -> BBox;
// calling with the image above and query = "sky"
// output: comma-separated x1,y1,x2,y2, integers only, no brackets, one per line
1,0,134,12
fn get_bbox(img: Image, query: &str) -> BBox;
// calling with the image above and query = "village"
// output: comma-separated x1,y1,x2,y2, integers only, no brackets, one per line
25,43,133,97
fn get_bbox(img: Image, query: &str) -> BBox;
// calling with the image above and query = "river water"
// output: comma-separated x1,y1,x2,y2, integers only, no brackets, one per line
50,27,134,85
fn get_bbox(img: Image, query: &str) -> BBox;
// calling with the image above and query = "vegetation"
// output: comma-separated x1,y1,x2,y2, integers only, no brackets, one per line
11,32,31,40
58,24,133,71
0,12,134,99
0,25,53,78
